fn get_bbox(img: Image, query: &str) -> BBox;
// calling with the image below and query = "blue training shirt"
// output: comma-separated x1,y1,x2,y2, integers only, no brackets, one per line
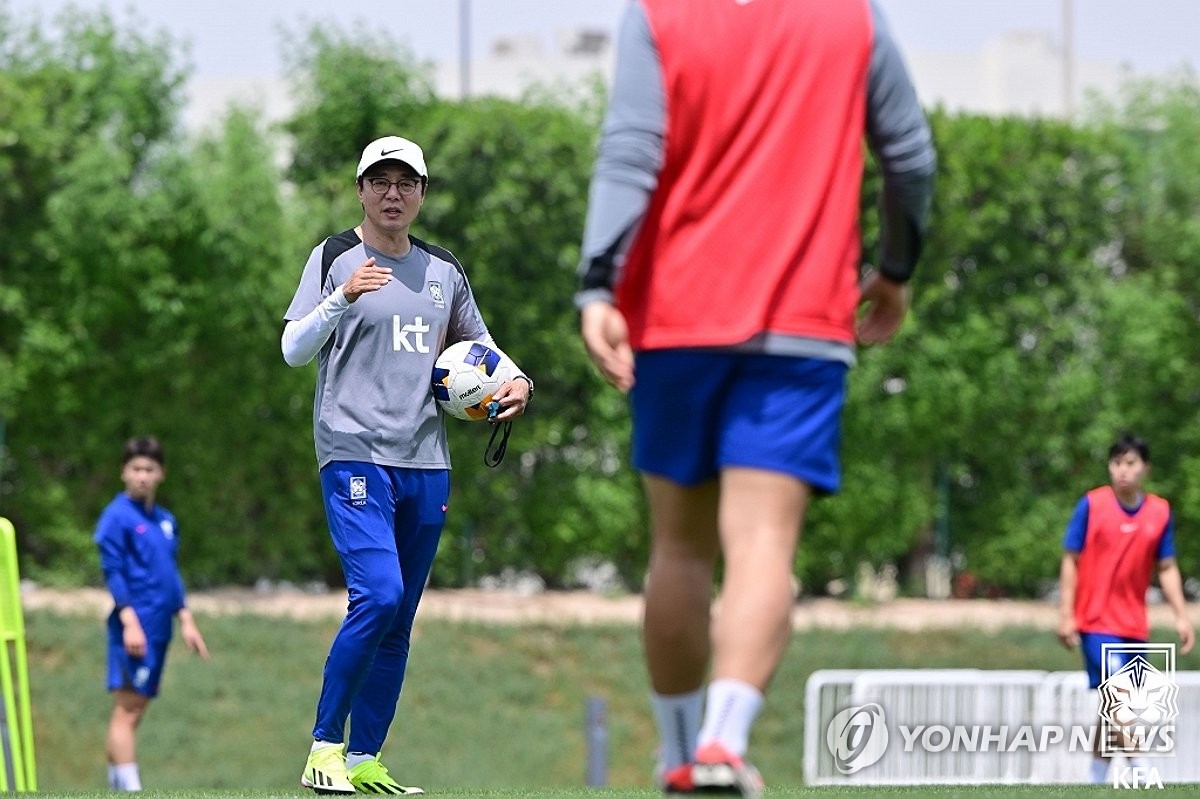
1062,494,1176,560
94,492,187,642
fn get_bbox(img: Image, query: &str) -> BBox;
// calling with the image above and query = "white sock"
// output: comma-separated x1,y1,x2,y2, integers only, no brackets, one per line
112,762,141,791
650,688,704,771
312,740,342,753
346,752,375,769
107,765,118,790
697,678,763,757
1089,757,1109,784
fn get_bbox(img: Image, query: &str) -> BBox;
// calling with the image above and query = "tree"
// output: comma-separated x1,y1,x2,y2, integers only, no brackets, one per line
0,7,189,578
4,8,1197,596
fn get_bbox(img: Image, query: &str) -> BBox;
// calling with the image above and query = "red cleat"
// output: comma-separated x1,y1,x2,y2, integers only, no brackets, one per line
661,742,764,796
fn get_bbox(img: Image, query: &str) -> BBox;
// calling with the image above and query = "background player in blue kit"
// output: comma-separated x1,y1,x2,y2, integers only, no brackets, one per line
94,435,209,791
282,135,532,795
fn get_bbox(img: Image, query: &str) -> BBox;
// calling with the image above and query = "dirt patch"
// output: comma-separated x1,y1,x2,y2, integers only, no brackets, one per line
20,585,1193,631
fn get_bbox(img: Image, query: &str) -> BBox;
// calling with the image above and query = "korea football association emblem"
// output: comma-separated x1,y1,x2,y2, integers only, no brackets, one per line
1098,643,1177,758
428,281,445,308
349,476,368,506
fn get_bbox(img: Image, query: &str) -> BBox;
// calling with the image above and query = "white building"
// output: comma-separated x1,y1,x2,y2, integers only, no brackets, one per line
429,27,614,100
907,29,1128,117
182,25,1159,132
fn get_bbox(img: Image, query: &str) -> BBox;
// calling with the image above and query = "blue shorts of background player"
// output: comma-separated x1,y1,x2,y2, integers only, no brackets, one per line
1079,632,1142,689
105,614,169,698
630,351,848,490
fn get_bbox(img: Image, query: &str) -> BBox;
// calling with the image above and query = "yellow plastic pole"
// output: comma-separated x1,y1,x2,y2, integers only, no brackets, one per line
0,518,36,791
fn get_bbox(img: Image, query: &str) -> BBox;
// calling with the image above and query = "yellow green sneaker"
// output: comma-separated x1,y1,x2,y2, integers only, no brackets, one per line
301,744,355,795
347,756,424,795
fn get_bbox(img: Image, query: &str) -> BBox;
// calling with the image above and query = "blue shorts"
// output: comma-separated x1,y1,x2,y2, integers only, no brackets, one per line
1080,632,1144,689
630,351,848,491
106,615,169,698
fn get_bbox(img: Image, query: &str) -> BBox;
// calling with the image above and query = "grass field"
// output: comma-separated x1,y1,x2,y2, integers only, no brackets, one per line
20,608,1200,795
16,788,1200,799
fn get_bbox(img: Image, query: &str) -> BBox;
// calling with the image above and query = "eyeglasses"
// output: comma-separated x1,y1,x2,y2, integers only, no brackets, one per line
364,177,422,196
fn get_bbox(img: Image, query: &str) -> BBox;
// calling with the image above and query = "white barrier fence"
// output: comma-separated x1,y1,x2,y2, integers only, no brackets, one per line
804,669,1200,785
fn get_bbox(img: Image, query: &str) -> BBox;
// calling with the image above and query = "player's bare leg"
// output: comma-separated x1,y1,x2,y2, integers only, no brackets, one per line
712,467,809,690
106,689,148,790
655,467,805,796
106,689,147,765
641,475,719,786
643,469,801,796
641,474,720,694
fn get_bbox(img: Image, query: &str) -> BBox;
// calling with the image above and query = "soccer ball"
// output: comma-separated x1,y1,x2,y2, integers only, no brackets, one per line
431,340,513,421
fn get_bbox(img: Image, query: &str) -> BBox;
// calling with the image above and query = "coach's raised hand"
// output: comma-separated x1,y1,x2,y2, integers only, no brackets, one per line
342,257,392,302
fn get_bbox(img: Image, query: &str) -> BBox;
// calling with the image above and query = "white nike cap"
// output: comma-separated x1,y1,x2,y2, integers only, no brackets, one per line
356,136,428,180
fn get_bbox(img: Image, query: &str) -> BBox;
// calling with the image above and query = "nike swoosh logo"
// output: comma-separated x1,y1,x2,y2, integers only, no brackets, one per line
381,147,405,156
